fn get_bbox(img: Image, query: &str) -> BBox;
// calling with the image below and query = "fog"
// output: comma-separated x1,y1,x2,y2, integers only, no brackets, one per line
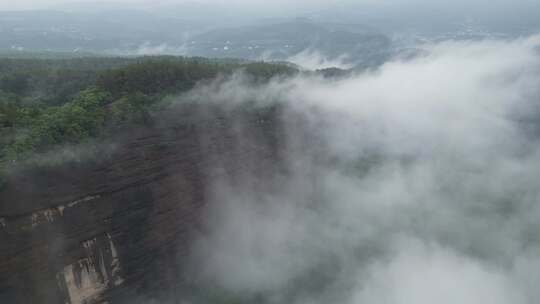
3,0,539,30
182,36,540,303
286,50,353,70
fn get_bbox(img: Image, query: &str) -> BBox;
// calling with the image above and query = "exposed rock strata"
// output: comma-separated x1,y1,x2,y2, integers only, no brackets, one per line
0,104,285,304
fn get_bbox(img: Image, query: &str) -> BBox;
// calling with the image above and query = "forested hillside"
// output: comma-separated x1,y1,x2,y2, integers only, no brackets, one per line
0,56,297,173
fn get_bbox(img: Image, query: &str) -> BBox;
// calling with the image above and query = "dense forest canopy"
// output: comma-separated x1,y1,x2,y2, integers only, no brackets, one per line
0,56,298,175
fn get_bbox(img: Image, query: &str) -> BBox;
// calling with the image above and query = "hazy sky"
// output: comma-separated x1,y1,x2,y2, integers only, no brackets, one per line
0,0,141,11
1,0,539,35
1,0,536,12
0,0,337,11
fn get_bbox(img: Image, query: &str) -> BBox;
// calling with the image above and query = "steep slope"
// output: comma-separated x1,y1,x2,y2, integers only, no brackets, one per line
0,103,285,304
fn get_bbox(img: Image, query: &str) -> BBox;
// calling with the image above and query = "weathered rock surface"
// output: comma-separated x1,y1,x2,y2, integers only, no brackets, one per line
0,104,285,304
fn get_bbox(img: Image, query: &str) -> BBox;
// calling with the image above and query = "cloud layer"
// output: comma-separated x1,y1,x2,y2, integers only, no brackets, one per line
185,35,540,304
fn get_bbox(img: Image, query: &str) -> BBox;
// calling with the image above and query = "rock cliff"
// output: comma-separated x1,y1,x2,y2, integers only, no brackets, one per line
0,103,285,304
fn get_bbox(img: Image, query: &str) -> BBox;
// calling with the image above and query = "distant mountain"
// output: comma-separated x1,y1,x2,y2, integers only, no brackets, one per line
0,10,392,69
0,10,204,53
184,20,392,69
311,2,540,38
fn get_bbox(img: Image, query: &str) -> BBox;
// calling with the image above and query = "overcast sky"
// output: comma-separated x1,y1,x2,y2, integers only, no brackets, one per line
1,0,539,32
0,0,536,11
0,0,334,11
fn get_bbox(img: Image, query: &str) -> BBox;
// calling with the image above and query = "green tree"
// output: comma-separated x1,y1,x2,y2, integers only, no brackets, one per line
109,92,154,125
5,88,110,158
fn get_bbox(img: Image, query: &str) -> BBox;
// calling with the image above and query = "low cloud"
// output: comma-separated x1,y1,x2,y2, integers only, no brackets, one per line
106,42,188,56
286,49,353,70
353,238,525,304
186,35,540,303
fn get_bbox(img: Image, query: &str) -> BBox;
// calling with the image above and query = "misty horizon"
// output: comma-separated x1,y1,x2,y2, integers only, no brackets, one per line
1,1,539,35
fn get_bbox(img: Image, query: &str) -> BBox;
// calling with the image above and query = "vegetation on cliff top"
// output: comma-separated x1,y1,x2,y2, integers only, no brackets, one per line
0,56,297,177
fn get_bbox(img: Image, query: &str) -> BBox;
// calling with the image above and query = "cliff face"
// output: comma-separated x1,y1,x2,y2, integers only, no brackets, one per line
0,104,285,304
